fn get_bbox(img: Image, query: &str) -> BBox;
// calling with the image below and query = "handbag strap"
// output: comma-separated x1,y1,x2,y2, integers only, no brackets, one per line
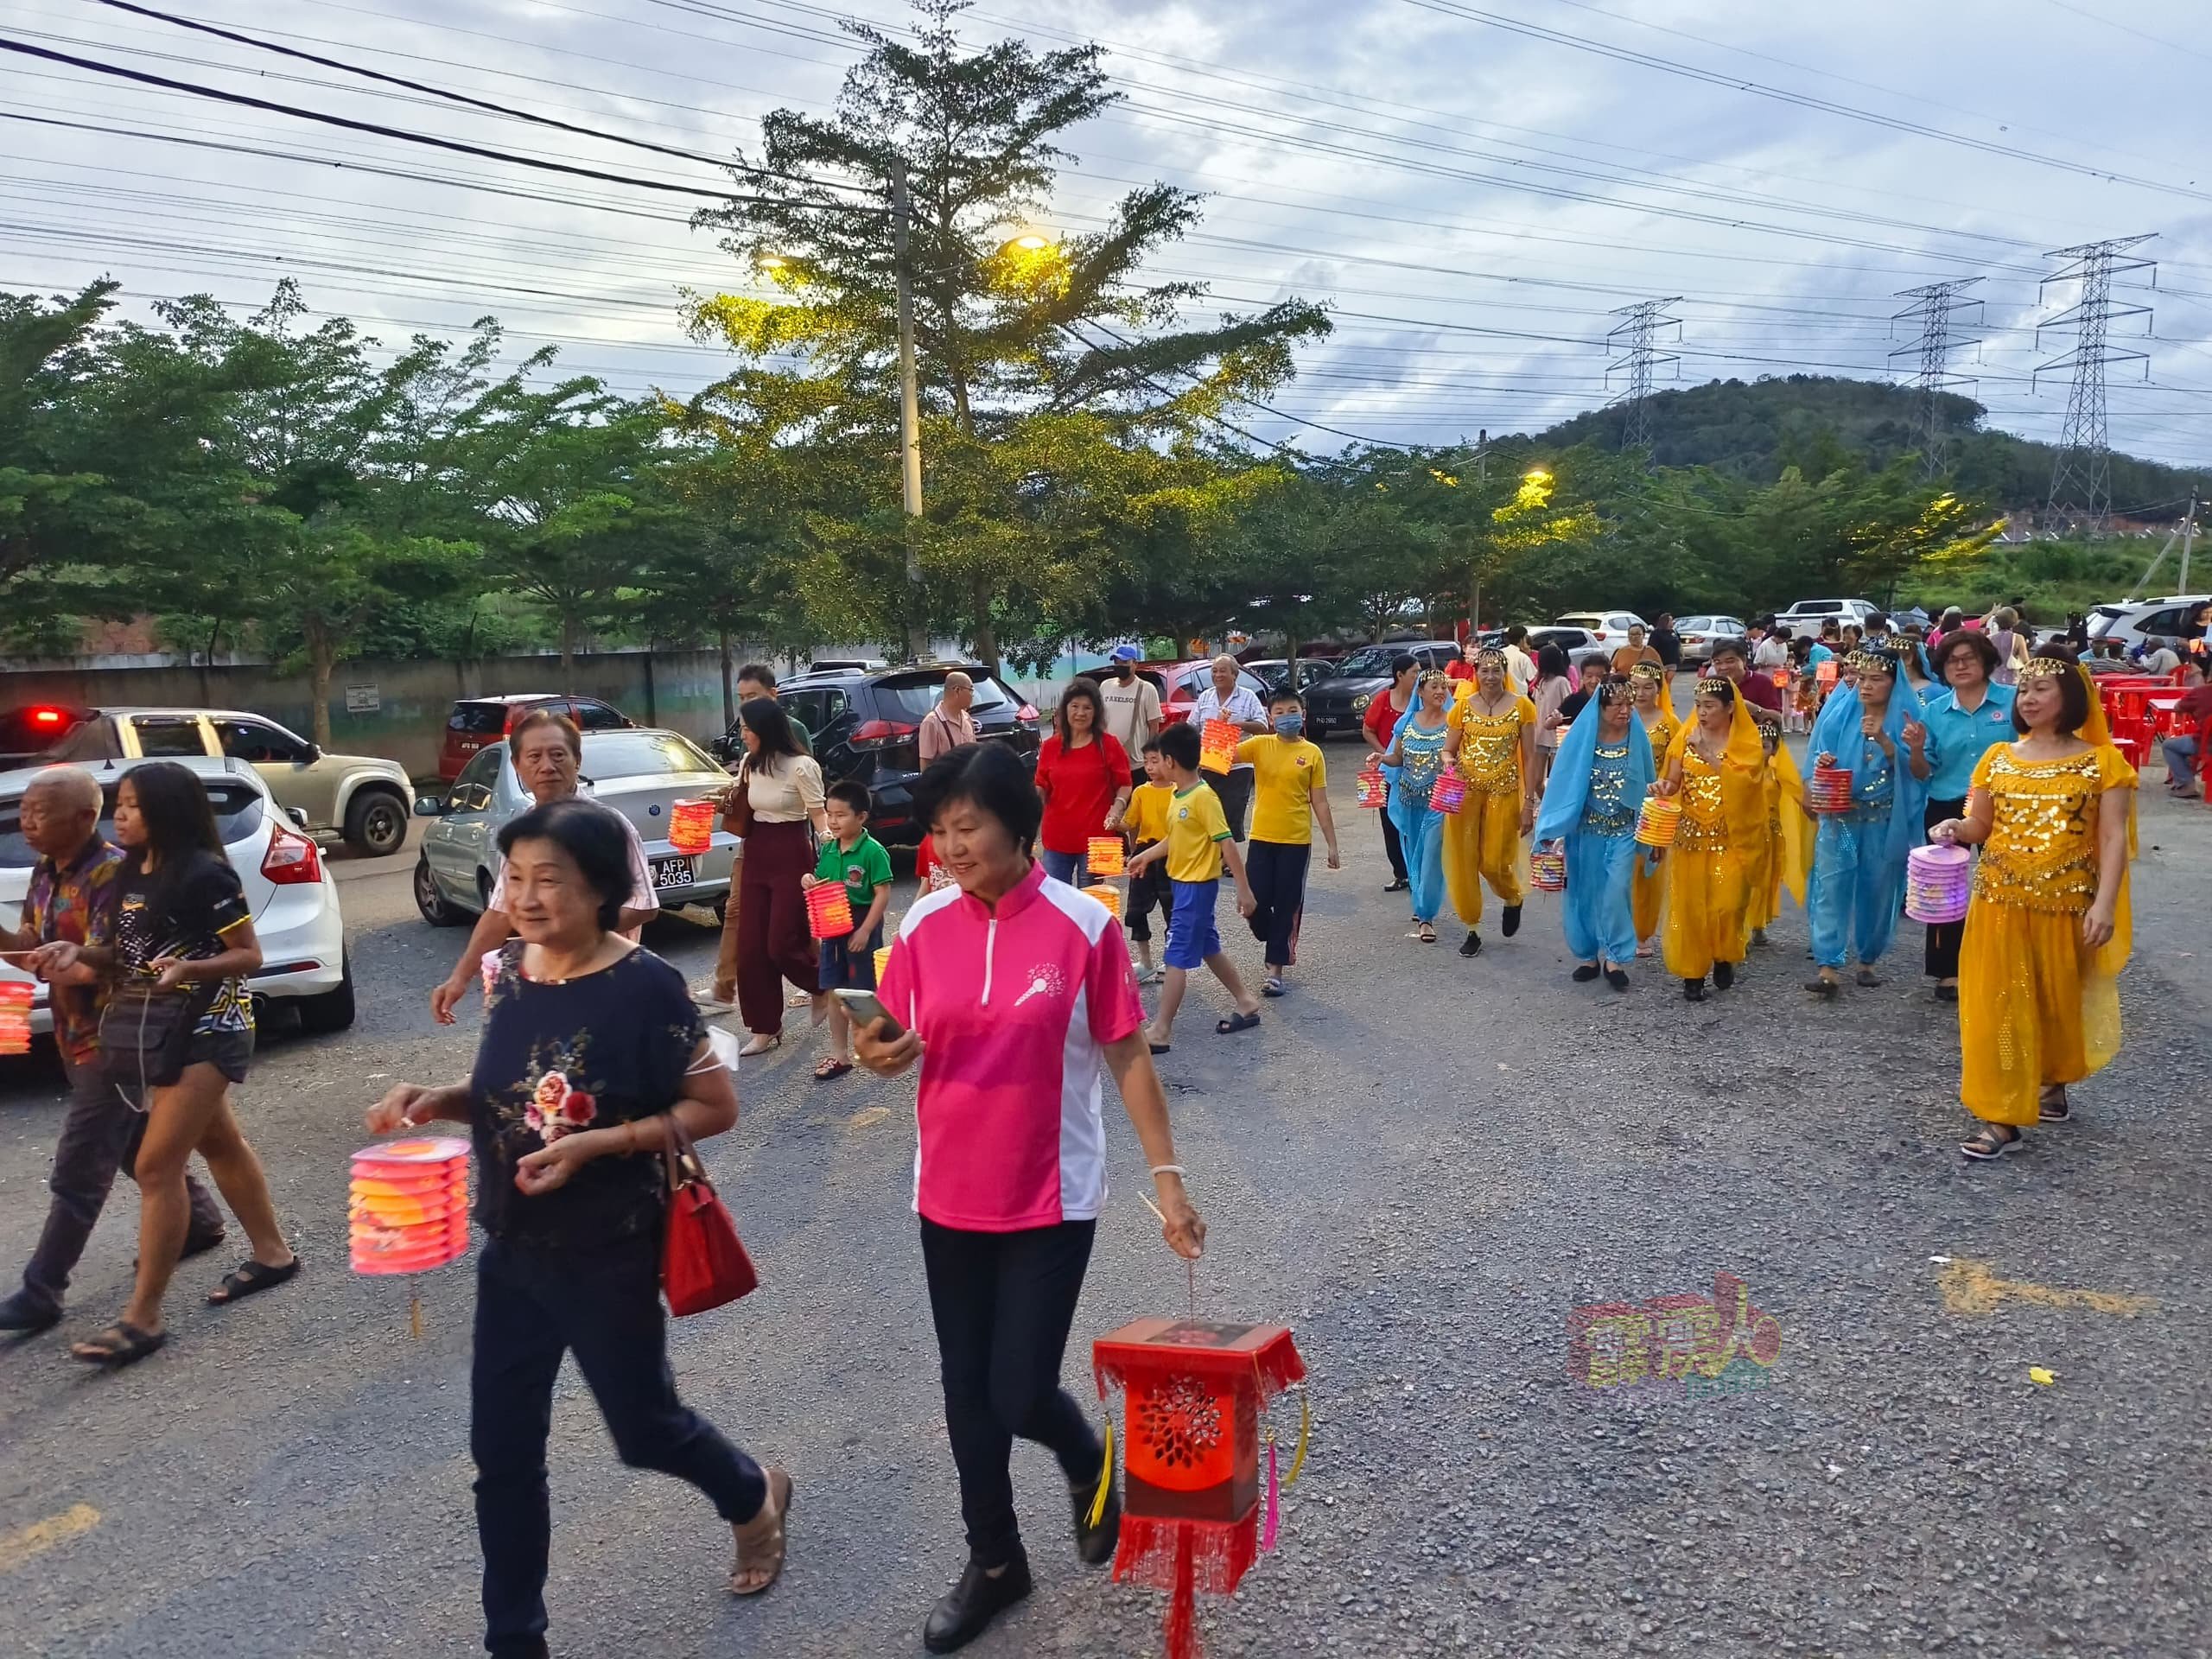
658,1112,715,1198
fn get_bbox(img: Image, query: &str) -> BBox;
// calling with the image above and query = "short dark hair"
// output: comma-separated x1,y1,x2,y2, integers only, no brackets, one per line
1158,720,1201,770
735,663,777,691
1268,687,1304,711
1390,652,1419,677
2013,646,2091,735
1504,625,1528,645
497,798,635,931
1140,734,1164,755
1933,628,2001,678
509,706,582,763
1579,653,1610,676
825,779,872,817
1708,638,1748,664
909,741,1043,855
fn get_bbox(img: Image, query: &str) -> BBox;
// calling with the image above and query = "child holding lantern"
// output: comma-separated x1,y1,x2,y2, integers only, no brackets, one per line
1122,739,1175,984
1128,721,1262,1050
804,780,893,1081
1236,688,1341,998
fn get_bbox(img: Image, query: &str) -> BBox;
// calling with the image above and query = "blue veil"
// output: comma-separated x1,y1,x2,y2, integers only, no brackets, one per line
1808,653,1928,861
1535,693,1653,844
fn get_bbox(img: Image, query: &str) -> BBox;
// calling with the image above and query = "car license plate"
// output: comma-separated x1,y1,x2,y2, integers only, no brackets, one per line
651,855,695,890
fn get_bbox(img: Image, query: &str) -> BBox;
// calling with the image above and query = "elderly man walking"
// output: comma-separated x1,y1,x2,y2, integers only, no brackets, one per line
0,766,226,1334
1191,654,1267,842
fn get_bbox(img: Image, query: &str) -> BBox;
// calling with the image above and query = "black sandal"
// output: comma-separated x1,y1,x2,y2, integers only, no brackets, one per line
1961,1124,2027,1160
72,1321,168,1368
1853,967,1882,988
2038,1087,2070,1123
1216,1011,1261,1036
207,1256,301,1306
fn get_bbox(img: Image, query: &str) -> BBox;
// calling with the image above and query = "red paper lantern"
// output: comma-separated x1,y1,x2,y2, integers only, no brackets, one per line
1356,767,1387,810
669,798,715,855
1095,1318,1307,1659
805,880,854,939
0,979,31,1057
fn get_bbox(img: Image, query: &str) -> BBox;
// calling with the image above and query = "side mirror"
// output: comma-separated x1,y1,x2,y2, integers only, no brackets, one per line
414,795,448,817
306,744,323,762
288,807,310,830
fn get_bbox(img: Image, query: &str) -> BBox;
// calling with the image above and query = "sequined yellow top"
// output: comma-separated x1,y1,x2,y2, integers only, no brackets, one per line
1639,709,1681,762
1970,743,2136,913
1449,695,1534,794
1675,747,1729,852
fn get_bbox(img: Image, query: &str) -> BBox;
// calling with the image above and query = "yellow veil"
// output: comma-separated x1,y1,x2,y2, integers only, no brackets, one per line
1669,683,1769,857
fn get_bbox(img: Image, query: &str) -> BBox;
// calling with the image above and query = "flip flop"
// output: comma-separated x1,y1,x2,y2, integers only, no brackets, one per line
1215,1011,1261,1035
207,1255,300,1306
1147,1041,1172,1056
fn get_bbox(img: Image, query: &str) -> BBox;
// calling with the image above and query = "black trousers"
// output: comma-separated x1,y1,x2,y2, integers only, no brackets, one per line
472,1233,766,1657
1244,838,1311,968
919,1217,1101,1567
1379,807,1409,882
1923,796,1967,980
16,1054,222,1313
1126,845,1173,944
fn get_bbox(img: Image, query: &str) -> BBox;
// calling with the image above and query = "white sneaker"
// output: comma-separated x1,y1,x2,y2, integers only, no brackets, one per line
691,984,738,1013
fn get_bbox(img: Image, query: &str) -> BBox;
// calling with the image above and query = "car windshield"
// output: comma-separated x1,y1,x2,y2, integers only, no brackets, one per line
448,702,511,734
0,775,264,867
581,731,723,778
1334,648,1396,677
866,674,1014,721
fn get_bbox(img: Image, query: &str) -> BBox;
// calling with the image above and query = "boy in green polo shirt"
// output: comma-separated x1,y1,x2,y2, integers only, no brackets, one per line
804,779,893,1080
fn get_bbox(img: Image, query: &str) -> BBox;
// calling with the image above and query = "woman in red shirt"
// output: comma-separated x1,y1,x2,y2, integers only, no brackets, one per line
1034,680,1130,887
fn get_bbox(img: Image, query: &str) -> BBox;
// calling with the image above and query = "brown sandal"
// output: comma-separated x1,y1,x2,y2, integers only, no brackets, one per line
729,1467,792,1596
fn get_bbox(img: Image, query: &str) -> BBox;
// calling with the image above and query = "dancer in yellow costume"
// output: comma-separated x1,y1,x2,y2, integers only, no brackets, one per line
1443,649,1537,957
1629,663,1680,957
1746,716,1813,943
1929,652,2135,1160
1650,678,1767,1001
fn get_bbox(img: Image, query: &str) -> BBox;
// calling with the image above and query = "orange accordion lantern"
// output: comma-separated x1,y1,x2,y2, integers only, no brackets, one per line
804,880,855,939
1084,884,1124,920
669,798,717,855
1198,719,1240,775
1088,836,1127,876
1633,794,1681,849
349,1137,470,1278
1356,766,1387,810
0,978,32,1057
1095,1318,1308,1659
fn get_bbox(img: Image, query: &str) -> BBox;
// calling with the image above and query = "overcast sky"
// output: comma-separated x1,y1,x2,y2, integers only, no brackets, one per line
5,0,2208,480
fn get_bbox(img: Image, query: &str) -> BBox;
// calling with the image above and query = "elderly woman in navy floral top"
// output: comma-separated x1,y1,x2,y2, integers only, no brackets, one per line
371,799,790,1659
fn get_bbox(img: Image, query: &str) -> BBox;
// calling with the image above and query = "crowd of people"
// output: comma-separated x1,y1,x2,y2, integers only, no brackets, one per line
0,600,2177,1655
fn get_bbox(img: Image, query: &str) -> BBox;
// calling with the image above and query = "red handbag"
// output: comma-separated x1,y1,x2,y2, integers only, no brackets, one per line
660,1115,758,1316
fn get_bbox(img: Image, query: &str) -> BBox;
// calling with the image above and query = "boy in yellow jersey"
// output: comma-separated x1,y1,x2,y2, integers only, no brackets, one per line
1236,687,1342,996
1122,738,1176,983
1127,719,1261,1051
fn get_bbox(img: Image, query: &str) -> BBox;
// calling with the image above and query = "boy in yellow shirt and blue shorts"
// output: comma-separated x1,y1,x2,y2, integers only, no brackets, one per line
1127,721,1262,1051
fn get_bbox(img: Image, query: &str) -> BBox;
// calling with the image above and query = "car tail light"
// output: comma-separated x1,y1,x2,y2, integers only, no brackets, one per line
1015,702,1039,724
29,706,68,727
849,718,918,751
261,822,323,886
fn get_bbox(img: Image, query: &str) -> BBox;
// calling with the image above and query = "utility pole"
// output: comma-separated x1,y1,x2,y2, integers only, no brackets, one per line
1605,299,1682,456
889,157,930,663
2182,491,2197,593
2035,234,2157,532
1890,276,1983,479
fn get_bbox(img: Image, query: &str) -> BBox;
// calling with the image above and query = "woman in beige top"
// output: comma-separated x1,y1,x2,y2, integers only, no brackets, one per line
733,698,829,1053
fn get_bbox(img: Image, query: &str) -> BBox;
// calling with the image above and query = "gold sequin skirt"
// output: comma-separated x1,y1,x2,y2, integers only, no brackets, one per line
1958,897,2120,1125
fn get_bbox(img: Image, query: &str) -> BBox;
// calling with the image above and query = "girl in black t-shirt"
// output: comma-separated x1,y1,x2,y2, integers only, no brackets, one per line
369,798,791,1649
32,763,298,1367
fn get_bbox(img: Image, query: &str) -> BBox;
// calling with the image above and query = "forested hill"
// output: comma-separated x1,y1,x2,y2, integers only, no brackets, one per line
1533,375,2202,515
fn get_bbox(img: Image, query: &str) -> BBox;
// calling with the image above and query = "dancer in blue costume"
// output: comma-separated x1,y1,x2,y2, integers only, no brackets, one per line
1806,644,1929,995
1533,675,1653,990
1370,670,1453,944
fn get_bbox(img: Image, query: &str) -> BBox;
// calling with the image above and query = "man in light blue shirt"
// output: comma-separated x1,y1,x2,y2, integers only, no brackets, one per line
1916,630,2016,999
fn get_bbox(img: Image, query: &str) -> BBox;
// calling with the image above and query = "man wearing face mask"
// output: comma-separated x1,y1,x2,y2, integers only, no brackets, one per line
1096,645,1162,785
1234,688,1341,997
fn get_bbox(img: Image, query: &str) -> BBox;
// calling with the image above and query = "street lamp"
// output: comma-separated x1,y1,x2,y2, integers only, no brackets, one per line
1010,232,1051,251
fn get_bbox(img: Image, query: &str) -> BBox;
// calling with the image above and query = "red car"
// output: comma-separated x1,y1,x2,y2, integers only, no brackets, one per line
1135,658,1275,726
438,694,634,781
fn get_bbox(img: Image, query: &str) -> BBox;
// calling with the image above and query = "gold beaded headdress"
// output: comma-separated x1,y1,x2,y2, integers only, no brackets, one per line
1628,660,1665,683
1472,646,1507,668
2023,656,2075,680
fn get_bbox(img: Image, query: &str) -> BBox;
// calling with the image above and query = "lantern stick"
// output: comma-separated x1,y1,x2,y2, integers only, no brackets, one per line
1139,1191,1197,1314
409,1280,423,1339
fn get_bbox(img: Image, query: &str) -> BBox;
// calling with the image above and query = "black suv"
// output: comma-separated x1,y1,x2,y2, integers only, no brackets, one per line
709,664,1041,846
1305,641,1465,738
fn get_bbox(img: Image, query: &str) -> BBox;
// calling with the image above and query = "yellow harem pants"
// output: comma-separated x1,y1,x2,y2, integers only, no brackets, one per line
1444,785,1525,927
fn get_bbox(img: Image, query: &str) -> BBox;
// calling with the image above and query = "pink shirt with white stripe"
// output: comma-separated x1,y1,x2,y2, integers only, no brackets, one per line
877,862,1146,1231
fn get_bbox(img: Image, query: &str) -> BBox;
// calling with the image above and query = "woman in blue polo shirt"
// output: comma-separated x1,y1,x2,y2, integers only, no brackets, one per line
1917,630,2015,1001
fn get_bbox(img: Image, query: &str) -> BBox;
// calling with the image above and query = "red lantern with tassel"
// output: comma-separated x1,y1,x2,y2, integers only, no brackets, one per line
1095,1318,1307,1659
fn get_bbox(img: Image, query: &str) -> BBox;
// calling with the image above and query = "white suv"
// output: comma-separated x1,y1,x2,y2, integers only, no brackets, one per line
1553,611,1649,646
2085,594,2209,656
0,756,353,1042
1773,599,1883,634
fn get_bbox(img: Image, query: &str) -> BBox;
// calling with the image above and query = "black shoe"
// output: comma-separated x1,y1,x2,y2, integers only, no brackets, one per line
1682,977,1707,1001
1458,930,1482,957
1501,904,1522,938
1571,963,1601,982
1071,1461,1121,1566
1934,983,1959,1003
1604,968,1630,992
925,1551,1033,1654
1713,962,1735,991
0,1289,61,1335
1383,877,1409,893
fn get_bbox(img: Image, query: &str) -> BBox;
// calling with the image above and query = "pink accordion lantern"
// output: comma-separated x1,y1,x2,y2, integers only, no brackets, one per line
1427,771,1466,814
0,979,32,1057
350,1137,471,1277
1904,842,1972,924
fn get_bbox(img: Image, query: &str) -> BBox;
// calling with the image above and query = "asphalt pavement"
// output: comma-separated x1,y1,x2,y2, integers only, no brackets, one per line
2,754,2209,1659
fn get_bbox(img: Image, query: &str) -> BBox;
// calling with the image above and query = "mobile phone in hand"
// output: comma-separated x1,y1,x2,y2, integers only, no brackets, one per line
834,988,903,1039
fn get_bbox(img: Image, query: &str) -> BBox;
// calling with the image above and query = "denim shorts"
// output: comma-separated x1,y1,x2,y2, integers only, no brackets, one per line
182,1027,254,1085
818,924,884,992
1164,879,1222,970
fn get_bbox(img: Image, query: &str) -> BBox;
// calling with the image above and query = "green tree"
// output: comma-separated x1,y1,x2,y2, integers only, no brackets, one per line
686,0,1327,673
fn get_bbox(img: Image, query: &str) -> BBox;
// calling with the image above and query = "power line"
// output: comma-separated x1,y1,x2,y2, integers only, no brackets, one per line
1890,277,1984,477
2036,236,2158,526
